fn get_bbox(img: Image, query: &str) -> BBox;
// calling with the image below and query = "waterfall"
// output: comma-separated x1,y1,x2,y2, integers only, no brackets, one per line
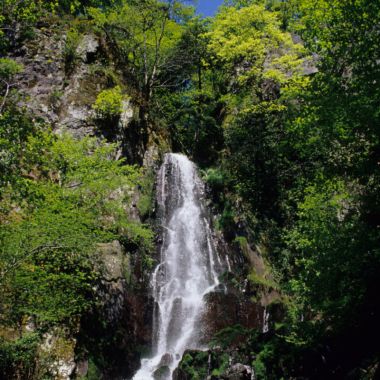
262,307,270,333
132,153,222,380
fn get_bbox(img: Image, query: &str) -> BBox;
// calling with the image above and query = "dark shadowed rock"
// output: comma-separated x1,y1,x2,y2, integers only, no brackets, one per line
75,360,89,377
153,365,170,380
201,291,263,344
159,353,174,367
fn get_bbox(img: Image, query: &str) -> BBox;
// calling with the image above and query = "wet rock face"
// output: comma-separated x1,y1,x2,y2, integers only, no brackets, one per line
79,278,154,380
201,291,264,344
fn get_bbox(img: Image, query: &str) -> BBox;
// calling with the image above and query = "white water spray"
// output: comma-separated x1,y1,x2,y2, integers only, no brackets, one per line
262,307,270,333
132,153,222,380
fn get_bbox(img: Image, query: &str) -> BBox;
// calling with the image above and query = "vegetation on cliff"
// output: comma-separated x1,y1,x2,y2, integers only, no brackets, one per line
0,0,379,379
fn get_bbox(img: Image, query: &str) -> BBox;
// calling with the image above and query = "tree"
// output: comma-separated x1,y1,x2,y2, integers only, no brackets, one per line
89,0,188,106
0,131,152,328
204,3,305,216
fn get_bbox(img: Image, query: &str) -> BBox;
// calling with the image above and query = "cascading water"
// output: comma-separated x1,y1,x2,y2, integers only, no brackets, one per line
132,153,222,380
262,307,270,334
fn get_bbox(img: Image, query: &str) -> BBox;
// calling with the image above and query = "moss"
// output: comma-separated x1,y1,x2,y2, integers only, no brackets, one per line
210,324,249,349
52,335,75,361
248,271,278,290
49,88,64,110
234,236,248,248
89,64,120,87
216,204,236,237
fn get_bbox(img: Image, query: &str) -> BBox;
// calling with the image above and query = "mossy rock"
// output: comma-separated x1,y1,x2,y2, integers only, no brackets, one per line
153,365,170,380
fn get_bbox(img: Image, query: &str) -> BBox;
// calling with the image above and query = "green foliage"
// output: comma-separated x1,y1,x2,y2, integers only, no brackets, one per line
252,340,276,380
54,0,119,14
216,204,235,234
88,1,186,102
92,86,125,121
0,333,39,379
0,107,38,191
155,85,223,165
137,168,155,220
0,58,23,81
178,351,209,380
211,353,230,377
0,59,24,113
203,167,225,191
63,28,81,74
0,1,41,51
283,179,369,330
207,3,304,86
0,115,152,329
0,1,118,54
210,324,249,349
1,0,379,378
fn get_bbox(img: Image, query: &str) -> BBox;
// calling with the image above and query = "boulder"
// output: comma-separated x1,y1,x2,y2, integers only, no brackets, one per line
159,353,174,367
153,365,170,380
223,363,254,380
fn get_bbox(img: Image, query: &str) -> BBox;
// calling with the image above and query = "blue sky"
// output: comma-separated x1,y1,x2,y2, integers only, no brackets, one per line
196,0,224,17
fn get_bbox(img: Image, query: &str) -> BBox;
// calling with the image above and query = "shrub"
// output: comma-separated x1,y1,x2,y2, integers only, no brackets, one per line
203,167,224,191
92,86,125,121
63,28,81,74
0,333,39,379
0,58,23,81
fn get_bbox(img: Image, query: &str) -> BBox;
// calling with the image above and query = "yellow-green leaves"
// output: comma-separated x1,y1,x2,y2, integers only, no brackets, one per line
92,86,127,120
87,6,107,27
0,58,23,81
207,4,304,85
89,1,186,101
